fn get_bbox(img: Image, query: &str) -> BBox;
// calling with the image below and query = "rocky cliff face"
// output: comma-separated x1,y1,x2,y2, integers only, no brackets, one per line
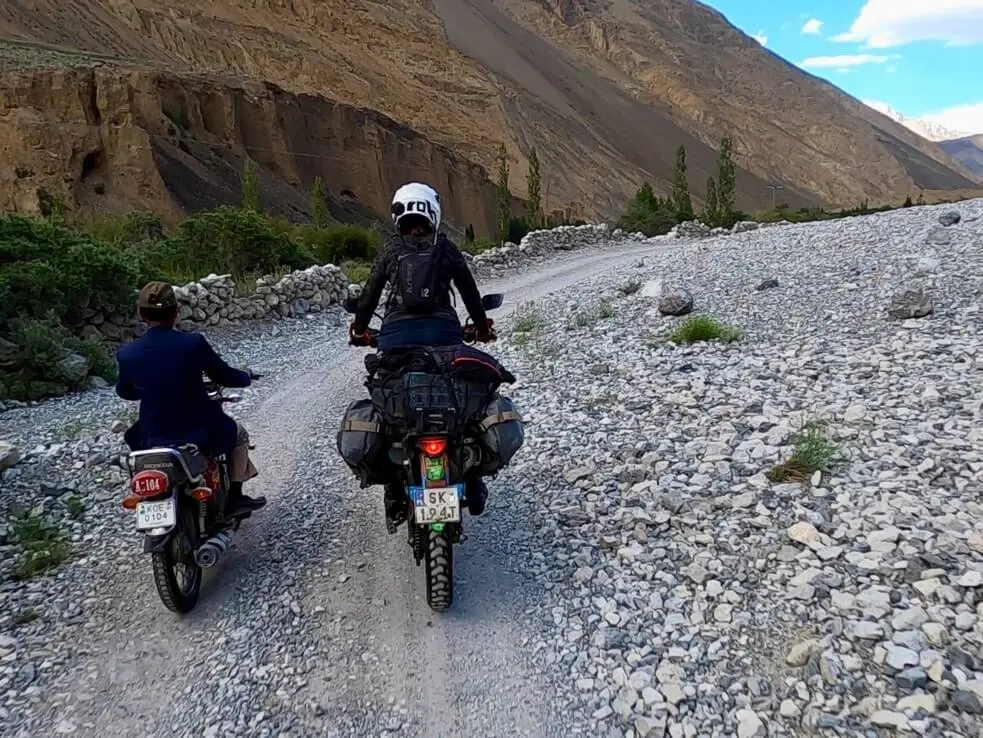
0,66,503,234
0,0,980,223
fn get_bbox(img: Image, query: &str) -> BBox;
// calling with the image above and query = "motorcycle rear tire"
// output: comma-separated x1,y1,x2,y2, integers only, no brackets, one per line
152,505,202,614
424,528,454,612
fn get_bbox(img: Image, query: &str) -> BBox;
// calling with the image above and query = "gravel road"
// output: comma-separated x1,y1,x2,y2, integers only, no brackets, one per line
1,243,666,738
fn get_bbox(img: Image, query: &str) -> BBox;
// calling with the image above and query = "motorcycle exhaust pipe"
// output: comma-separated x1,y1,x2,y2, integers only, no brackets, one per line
195,530,234,568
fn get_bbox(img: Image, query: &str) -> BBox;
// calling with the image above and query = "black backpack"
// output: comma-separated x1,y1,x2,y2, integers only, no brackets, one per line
391,238,447,314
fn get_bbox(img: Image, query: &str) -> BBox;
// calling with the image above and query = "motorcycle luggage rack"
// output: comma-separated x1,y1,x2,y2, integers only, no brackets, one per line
127,445,206,480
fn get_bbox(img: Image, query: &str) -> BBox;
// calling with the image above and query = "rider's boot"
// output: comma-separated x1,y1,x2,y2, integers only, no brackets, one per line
384,483,407,533
228,481,267,513
464,474,488,516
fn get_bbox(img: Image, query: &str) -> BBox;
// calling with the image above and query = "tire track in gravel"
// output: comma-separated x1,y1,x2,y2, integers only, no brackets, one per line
18,243,667,738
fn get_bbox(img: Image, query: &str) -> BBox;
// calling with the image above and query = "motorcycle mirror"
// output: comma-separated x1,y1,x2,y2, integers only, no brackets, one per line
342,296,359,314
481,293,504,310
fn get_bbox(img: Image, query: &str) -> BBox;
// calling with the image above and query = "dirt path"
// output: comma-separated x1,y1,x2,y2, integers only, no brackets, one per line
18,243,665,738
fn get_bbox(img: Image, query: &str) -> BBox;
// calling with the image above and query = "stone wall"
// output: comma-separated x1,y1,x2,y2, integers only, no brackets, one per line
466,223,646,280
76,264,351,341
76,218,768,342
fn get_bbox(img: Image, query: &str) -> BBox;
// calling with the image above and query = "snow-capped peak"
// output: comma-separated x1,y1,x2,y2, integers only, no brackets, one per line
863,100,971,142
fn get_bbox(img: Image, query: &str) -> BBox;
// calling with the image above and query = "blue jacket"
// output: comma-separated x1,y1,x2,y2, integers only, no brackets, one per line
115,326,251,454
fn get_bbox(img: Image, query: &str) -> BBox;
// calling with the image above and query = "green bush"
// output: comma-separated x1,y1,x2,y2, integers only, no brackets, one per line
0,313,116,401
153,207,314,283
0,207,384,401
341,260,372,284
296,223,383,265
507,217,530,244
616,183,678,236
0,215,144,325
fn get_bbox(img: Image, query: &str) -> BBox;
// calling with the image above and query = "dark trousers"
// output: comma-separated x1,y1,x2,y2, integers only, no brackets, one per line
377,317,463,353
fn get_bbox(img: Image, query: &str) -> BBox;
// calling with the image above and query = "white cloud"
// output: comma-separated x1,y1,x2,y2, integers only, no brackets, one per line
921,101,983,135
753,31,768,46
833,0,983,48
800,53,899,68
801,18,824,34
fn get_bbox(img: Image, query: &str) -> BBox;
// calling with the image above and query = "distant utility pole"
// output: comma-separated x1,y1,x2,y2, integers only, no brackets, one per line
767,184,784,209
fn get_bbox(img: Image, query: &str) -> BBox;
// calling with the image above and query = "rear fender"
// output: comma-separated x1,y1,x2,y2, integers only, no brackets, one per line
142,530,177,554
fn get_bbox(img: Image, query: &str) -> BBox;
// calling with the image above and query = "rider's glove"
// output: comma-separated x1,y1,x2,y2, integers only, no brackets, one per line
349,321,370,346
475,319,496,343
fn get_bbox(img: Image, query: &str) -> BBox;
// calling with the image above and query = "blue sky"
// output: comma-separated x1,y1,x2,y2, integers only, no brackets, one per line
704,0,983,135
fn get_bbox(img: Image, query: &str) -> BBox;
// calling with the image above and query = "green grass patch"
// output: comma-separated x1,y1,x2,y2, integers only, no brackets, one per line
10,512,71,579
669,315,742,345
66,496,85,520
768,421,844,484
512,302,544,334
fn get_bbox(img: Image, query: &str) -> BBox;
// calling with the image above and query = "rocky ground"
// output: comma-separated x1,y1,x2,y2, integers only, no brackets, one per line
1,200,981,737
487,199,983,737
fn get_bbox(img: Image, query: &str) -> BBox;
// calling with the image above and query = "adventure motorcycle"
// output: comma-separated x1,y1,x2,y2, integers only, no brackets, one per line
340,293,523,612
122,378,258,613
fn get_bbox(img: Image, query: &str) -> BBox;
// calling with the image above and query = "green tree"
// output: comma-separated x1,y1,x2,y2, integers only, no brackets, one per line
916,192,925,206
310,176,328,228
714,135,737,227
616,183,678,237
496,143,511,244
465,224,475,242
703,176,720,226
526,147,543,229
902,194,913,208
242,158,262,213
671,145,694,221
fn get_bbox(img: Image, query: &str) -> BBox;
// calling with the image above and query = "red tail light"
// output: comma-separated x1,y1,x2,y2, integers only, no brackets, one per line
419,437,448,457
130,470,169,497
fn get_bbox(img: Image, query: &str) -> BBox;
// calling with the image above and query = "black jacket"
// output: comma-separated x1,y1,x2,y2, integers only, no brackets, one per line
116,325,251,453
353,233,488,333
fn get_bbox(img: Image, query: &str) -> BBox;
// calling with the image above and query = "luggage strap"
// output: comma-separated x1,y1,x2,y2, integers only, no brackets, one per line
342,419,381,433
479,410,523,431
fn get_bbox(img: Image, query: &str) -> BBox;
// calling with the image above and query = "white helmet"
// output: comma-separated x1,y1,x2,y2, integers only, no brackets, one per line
391,182,442,235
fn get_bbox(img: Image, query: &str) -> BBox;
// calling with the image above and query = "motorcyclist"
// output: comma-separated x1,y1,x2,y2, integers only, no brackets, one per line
349,182,497,526
115,281,266,514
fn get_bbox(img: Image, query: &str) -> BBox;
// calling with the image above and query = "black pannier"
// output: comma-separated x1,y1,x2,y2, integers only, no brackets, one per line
336,399,388,484
476,394,525,474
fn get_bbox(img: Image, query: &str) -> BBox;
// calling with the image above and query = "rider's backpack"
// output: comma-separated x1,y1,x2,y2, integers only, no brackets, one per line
392,239,445,314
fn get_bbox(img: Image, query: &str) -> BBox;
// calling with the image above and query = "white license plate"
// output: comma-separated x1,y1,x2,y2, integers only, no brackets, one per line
410,485,463,524
135,497,177,530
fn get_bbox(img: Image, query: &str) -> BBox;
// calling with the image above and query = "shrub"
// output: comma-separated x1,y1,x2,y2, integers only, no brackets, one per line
768,422,844,483
157,207,314,282
0,215,144,326
341,260,372,285
669,315,742,344
507,216,530,244
298,223,382,265
617,184,678,236
0,313,116,400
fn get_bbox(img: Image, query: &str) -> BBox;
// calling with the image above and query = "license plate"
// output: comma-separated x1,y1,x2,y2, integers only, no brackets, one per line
409,485,464,524
135,497,177,530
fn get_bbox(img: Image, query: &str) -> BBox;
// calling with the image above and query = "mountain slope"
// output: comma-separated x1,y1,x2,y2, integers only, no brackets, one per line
939,135,983,178
0,65,505,234
0,0,980,223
